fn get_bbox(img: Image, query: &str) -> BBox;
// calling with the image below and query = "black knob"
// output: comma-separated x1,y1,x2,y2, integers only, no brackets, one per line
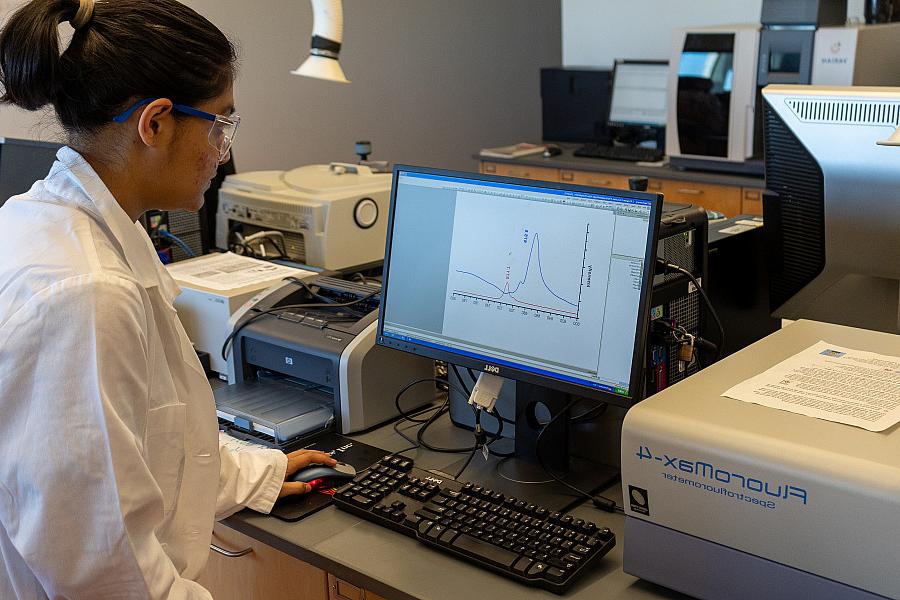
628,176,649,192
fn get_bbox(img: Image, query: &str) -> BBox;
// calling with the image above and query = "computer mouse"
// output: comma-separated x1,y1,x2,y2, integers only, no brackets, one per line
543,144,563,158
289,461,357,485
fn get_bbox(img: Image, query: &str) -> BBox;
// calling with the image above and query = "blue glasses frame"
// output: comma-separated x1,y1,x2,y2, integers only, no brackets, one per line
113,97,219,124
112,97,240,163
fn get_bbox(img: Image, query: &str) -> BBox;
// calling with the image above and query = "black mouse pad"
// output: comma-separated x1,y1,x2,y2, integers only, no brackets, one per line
269,433,388,522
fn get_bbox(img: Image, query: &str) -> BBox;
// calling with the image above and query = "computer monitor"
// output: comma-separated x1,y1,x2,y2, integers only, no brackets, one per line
762,85,900,335
607,60,669,129
0,138,61,208
377,165,662,503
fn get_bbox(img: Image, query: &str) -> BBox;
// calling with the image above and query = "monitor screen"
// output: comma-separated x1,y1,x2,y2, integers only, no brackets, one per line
378,166,662,404
608,61,670,127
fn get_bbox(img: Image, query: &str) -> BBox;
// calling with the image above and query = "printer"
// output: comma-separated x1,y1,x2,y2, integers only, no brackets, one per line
620,320,900,600
215,162,392,270
217,275,435,446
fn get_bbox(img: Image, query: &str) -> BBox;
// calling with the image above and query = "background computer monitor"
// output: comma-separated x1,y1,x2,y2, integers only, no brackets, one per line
377,165,662,501
762,84,900,334
0,138,61,208
607,60,670,129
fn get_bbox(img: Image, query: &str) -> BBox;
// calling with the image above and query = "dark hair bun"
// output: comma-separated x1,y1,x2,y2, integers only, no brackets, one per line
0,0,235,135
0,0,76,110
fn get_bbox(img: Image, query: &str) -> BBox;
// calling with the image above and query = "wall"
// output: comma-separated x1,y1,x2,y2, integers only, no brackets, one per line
562,0,866,68
0,0,562,172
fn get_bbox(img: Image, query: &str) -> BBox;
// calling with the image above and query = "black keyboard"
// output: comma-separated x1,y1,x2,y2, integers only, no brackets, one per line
573,143,664,163
332,455,616,594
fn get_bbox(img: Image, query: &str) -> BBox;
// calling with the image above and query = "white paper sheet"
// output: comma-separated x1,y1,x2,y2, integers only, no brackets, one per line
722,341,900,432
735,219,764,228
166,252,311,291
718,224,757,235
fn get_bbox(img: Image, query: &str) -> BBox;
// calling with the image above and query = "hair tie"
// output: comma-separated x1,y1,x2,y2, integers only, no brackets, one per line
70,0,95,29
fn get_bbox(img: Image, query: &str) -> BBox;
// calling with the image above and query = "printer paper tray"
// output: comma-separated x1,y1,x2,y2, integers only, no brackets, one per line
215,380,334,443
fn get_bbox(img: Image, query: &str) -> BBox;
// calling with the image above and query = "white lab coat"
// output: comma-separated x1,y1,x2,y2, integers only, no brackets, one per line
0,147,288,599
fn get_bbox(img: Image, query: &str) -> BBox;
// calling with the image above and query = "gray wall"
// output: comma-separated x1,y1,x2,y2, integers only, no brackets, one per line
0,1,562,173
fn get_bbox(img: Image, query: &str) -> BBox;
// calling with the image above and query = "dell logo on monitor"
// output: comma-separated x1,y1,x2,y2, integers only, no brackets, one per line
484,365,500,374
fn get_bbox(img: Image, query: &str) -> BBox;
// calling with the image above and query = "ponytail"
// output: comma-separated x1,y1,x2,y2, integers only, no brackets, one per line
0,0,235,135
0,0,78,111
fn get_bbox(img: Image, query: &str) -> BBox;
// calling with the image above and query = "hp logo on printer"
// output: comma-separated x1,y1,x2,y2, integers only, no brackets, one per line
629,486,650,516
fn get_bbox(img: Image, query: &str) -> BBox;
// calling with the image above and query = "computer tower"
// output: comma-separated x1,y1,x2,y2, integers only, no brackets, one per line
706,216,779,357
540,67,612,144
141,209,208,263
0,138,61,208
448,203,709,436
644,203,708,397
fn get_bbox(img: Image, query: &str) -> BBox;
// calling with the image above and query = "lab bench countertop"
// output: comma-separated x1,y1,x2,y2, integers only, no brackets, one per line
473,146,766,189
221,418,689,600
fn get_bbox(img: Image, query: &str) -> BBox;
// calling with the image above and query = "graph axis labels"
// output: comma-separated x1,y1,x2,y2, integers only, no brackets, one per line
451,224,590,320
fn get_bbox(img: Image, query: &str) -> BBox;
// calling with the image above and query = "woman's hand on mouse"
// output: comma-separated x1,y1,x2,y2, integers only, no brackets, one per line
279,450,338,497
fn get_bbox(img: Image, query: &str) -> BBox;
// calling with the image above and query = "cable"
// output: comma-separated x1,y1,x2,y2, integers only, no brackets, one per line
454,409,486,479
394,378,460,423
156,229,195,258
227,228,290,261
220,290,380,361
534,397,621,513
657,258,727,361
569,400,609,424
450,364,472,397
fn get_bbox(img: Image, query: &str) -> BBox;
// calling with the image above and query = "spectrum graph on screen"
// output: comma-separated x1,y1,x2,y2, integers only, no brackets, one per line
439,190,618,372
451,225,589,319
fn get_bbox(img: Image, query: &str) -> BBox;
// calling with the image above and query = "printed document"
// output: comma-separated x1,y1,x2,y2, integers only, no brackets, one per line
167,252,311,291
722,341,900,432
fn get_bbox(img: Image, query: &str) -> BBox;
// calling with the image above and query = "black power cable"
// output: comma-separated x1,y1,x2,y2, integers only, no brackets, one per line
657,258,727,361
390,375,513,459
534,397,622,513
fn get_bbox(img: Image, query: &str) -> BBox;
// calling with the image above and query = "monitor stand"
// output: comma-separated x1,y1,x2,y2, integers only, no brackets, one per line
446,381,619,513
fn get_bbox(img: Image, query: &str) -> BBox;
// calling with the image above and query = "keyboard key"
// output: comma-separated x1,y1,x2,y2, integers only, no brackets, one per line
418,519,435,535
546,566,568,583
449,533,519,568
404,514,422,528
439,528,459,544
551,556,579,570
425,524,447,540
527,562,548,576
512,556,533,574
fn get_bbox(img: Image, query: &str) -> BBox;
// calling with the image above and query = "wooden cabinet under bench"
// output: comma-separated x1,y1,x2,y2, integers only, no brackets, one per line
197,524,386,600
479,160,764,218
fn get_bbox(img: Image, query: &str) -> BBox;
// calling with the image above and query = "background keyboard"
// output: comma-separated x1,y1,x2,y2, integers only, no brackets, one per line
573,143,664,163
332,455,616,594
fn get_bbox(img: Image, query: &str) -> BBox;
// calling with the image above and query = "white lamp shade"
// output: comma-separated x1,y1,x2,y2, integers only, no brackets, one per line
876,126,900,146
291,55,349,84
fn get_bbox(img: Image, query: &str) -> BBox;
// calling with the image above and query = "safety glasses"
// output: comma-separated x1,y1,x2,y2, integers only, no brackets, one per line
113,98,240,164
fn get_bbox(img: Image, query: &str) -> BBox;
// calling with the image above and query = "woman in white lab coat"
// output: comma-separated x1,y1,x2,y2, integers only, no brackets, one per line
0,0,335,597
